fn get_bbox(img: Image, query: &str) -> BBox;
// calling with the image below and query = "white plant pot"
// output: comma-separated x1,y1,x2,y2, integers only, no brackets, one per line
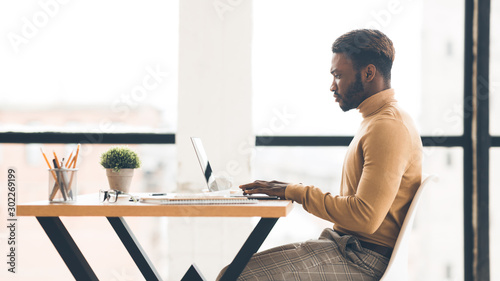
106,168,134,193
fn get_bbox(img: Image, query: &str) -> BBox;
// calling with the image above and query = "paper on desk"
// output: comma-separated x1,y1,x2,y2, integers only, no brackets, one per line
141,190,234,200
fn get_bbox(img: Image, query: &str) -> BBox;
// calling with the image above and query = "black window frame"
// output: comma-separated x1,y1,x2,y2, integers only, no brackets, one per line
0,132,175,145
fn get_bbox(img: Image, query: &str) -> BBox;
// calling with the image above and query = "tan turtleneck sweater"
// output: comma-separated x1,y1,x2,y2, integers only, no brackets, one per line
285,89,422,248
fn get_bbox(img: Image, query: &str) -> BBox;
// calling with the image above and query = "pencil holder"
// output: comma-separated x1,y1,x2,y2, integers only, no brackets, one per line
48,168,78,203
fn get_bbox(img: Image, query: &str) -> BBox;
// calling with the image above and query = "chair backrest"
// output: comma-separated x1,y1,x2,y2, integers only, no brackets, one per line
380,174,437,281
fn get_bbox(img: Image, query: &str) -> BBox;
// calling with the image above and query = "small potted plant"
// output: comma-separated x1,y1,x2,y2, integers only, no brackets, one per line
100,146,141,193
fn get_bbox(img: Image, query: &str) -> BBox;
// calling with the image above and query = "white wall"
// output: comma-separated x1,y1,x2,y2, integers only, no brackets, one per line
177,0,253,191
172,0,254,280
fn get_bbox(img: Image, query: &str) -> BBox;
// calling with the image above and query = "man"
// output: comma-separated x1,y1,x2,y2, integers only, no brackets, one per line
220,29,422,281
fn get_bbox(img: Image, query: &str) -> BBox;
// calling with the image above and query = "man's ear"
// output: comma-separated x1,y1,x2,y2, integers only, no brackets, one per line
363,64,377,82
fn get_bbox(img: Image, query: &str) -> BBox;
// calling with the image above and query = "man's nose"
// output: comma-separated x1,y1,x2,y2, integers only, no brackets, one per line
330,80,337,92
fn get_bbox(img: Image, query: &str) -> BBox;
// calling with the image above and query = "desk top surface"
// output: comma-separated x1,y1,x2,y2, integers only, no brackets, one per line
17,194,294,218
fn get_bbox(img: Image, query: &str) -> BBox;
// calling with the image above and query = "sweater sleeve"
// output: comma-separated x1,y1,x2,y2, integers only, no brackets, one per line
285,118,413,234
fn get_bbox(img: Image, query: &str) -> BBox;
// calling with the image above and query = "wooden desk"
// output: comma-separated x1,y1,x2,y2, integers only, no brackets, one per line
18,194,293,281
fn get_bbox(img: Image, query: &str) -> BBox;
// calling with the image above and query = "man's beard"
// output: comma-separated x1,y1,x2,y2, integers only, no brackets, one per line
338,72,364,112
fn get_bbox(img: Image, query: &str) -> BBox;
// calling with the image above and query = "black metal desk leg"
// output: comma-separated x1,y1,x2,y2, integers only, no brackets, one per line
36,217,98,281
220,217,279,281
181,264,207,281
107,217,162,281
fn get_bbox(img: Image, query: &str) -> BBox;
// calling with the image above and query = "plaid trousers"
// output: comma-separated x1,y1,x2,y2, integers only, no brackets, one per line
218,228,389,281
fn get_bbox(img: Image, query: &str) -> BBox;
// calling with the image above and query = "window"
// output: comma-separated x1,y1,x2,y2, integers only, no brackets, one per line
252,0,463,137
0,0,178,134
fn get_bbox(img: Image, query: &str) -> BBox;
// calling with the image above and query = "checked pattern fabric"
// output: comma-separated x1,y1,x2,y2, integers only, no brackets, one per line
218,228,389,281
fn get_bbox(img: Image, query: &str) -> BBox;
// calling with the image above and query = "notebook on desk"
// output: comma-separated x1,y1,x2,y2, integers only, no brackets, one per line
139,193,257,204
190,137,279,200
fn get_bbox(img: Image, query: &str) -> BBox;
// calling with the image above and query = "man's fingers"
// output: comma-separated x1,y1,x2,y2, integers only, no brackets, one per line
244,188,274,196
243,188,260,194
240,180,269,190
242,185,264,192
242,187,260,195
239,183,259,190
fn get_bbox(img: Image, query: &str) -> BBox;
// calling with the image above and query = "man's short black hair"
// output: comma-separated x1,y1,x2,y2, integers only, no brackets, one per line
332,29,395,83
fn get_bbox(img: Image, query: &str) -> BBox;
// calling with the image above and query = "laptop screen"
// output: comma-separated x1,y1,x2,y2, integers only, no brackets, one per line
190,137,220,191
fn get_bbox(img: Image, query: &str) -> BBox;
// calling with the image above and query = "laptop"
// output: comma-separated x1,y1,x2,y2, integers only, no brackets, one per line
190,137,220,191
190,137,279,199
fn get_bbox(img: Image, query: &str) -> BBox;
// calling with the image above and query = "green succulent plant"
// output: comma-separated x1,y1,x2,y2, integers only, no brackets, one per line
100,146,141,172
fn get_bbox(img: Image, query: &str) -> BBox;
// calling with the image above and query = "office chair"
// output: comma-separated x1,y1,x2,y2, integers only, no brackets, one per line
380,174,437,281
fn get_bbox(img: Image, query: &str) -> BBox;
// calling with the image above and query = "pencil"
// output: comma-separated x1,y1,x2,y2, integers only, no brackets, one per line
40,148,52,169
67,144,80,200
41,147,58,182
43,149,61,201
71,144,80,168
65,151,74,168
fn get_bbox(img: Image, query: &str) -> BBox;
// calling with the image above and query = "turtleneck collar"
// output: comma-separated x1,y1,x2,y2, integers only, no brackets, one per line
357,88,397,118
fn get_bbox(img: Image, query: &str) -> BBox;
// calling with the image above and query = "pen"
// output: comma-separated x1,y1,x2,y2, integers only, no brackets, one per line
43,148,63,201
52,158,67,200
60,157,73,199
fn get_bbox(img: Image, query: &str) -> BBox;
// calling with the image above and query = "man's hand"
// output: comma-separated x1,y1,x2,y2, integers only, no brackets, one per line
239,180,289,199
